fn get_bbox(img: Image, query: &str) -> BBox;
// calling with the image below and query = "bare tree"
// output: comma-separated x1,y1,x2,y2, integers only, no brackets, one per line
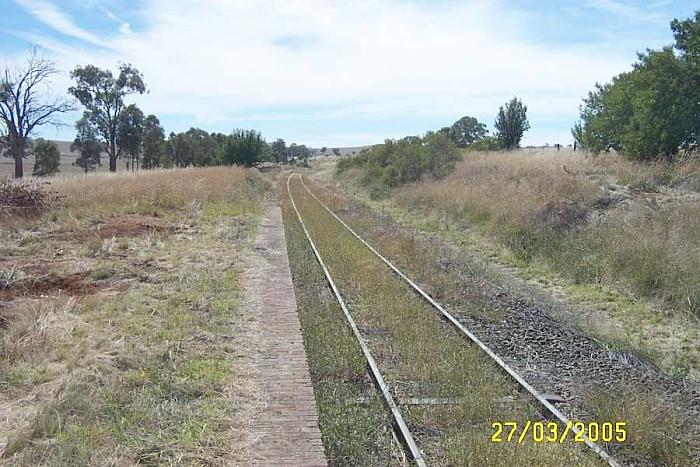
0,51,74,178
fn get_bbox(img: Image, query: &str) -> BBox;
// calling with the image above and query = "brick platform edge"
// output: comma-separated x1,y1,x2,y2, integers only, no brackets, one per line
247,203,327,466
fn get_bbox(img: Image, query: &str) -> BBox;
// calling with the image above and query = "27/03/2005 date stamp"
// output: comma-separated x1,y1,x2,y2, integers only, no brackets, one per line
491,421,627,444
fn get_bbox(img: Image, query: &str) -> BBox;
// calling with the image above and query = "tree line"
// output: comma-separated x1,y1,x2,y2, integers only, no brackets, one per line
437,97,530,151
0,54,310,178
573,11,699,160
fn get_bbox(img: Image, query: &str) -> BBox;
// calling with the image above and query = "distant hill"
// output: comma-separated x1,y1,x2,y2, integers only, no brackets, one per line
0,140,119,178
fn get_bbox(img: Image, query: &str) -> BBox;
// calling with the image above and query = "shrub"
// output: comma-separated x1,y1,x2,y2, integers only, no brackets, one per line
337,133,461,189
0,179,50,218
468,136,501,151
32,139,61,177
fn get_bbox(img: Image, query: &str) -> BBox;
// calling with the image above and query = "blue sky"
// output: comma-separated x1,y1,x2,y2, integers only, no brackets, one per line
1,0,698,147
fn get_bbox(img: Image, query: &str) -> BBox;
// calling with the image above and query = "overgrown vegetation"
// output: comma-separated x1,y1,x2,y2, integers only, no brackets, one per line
282,188,396,465
575,10,700,160
306,171,698,465
0,179,50,218
337,132,460,195
286,176,601,466
0,167,266,464
378,150,700,317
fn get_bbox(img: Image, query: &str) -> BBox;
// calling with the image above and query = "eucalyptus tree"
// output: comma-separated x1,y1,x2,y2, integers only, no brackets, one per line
141,114,164,169
447,116,488,148
225,129,266,166
71,116,103,173
69,64,145,172
118,104,144,171
270,138,287,163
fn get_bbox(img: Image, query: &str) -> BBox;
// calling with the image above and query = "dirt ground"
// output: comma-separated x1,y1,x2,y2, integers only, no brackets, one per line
0,167,266,464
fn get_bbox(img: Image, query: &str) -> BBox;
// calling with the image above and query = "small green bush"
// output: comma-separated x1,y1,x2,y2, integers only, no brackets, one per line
337,133,461,188
32,139,61,177
467,136,501,151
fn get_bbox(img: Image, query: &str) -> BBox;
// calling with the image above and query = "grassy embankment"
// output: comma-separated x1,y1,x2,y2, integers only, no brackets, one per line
0,167,265,465
336,150,700,377
303,174,695,466
284,174,598,466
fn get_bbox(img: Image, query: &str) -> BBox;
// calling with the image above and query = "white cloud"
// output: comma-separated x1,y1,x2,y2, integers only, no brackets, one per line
12,0,636,145
13,0,109,47
587,0,668,24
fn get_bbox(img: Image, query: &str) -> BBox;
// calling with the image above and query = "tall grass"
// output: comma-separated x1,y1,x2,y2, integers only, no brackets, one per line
365,150,700,315
49,166,263,219
1,166,267,464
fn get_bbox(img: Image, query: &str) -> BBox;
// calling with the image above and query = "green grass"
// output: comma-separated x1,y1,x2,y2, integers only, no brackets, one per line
285,176,598,466
299,175,697,466
1,168,266,465
282,189,397,465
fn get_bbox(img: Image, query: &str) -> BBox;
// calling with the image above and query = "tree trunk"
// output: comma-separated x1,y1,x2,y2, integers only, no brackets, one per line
14,141,25,179
108,137,117,172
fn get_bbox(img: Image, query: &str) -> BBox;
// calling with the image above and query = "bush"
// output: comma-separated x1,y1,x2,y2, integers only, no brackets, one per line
574,12,700,160
32,139,61,177
337,133,461,189
0,179,50,217
468,136,501,151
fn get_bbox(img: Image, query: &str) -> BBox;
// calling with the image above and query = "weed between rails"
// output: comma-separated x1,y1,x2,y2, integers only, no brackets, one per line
281,186,397,466
303,175,697,467
285,176,596,466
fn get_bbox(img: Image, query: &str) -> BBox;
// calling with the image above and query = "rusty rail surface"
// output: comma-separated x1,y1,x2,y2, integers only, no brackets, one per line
296,173,621,467
287,173,427,466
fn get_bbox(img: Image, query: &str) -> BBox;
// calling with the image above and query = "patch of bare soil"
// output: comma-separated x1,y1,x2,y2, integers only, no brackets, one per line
94,214,169,238
51,214,171,240
1,272,101,301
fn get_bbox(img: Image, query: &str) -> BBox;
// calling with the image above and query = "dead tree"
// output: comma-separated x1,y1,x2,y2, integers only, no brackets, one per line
0,51,74,178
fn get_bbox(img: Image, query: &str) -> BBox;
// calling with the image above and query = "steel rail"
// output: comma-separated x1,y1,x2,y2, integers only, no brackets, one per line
298,174,621,467
287,173,427,467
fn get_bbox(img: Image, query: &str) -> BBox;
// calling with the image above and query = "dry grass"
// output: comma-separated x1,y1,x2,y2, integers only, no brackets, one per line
285,175,599,466
387,150,700,317
305,171,700,466
51,166,257,218
582,153,700,193
0,167,267,465
332,149,700,383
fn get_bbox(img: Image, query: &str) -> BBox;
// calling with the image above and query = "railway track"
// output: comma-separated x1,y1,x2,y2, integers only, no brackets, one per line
287,173,620,466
